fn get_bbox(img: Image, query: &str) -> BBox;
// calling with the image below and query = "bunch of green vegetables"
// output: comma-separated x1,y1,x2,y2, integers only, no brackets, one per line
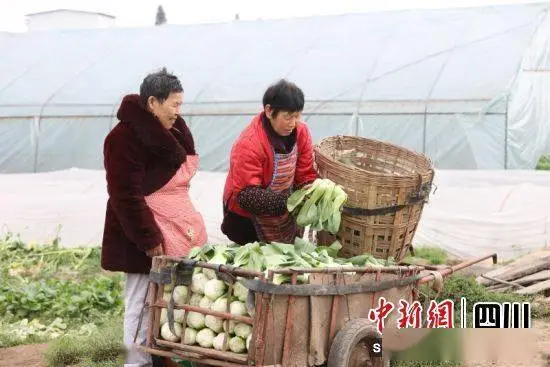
287,178,348,234
187,240,394,285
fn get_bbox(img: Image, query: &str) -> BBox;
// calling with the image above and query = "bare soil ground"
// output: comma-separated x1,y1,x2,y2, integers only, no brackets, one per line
0,343,48,367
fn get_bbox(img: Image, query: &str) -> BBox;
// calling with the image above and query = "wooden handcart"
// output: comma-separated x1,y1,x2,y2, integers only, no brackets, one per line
138,253,497,367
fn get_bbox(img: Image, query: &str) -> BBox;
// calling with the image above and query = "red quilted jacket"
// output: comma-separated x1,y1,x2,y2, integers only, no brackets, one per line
223,113,318,218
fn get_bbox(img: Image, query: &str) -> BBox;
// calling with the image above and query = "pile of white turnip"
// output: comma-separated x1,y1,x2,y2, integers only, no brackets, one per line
158,269,252,354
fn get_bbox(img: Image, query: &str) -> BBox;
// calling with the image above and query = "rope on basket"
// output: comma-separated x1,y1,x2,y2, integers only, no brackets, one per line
341,179,433,217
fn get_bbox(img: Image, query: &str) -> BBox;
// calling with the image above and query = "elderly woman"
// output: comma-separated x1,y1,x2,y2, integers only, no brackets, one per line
101,68,206,367
222,79,318,245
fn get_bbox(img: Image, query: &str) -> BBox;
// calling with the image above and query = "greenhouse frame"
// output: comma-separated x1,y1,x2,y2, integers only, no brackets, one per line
0,2,549,173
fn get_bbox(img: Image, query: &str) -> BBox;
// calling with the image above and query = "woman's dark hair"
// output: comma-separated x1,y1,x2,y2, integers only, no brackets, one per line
262,79,305,118
139,67,183,106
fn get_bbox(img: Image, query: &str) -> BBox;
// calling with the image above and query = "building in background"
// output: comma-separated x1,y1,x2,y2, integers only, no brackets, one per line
25,9,116,32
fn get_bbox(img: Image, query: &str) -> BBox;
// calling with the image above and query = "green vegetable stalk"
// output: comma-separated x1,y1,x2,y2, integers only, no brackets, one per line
288,178,348,234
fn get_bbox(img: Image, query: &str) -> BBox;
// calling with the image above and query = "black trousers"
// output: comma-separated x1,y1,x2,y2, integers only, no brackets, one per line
221,211,259,245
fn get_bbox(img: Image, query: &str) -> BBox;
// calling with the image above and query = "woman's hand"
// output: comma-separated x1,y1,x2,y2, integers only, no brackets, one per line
146,244,164,257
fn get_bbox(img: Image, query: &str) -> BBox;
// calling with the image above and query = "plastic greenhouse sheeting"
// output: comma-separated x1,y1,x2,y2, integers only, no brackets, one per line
0,3,549,172
0,118,35,172
1,168,549,261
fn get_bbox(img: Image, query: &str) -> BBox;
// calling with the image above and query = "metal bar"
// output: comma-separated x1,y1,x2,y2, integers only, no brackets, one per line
156,339,248,364
153,302,253,324
328,273,340,347
0,98,498,107
399,262,441,271
0,111,507,119
418,253,498,285
272,265,423,275
504,94,509,170
480,274,525,289
32,116,40,173
422,108,428,154
522,69,550,72
139,345,248,367
281,273,298,366
160,257,264,278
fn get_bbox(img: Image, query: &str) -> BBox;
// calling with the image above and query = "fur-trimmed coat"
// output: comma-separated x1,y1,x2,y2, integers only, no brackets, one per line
101,94,196,274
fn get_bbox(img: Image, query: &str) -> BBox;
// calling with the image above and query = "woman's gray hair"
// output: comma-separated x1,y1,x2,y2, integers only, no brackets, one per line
139,67,183,106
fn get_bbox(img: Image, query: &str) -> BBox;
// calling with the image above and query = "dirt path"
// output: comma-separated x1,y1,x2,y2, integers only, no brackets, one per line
0,343,48,367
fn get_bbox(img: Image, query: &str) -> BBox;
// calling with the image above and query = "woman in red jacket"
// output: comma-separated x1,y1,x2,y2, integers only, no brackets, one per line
222,79,318,245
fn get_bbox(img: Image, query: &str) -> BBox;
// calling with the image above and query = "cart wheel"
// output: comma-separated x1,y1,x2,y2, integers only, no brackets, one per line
327,319,384,367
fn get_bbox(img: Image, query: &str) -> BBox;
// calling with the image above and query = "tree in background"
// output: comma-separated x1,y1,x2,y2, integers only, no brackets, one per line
155,5,167,25
536,155,550,170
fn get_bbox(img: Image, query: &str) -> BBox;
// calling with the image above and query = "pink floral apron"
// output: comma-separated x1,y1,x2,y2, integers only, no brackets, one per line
144,155,207,256
253,146,298,243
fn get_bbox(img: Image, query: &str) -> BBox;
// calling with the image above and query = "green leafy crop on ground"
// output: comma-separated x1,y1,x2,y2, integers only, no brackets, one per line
0,233,124,349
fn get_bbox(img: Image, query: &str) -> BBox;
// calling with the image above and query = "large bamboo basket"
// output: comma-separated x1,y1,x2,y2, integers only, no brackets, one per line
314,136,434,262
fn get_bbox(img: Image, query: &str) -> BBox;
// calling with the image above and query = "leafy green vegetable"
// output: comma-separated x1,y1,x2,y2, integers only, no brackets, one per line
320,180,336,222
327,185,348,234
315,241,342,258
294,237,316,254
286,190,308,212
232,242,264,271
287,178,348,234
0,233,124,348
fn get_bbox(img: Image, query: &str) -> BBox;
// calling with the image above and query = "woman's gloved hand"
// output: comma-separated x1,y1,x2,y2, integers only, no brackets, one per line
238,186,293,216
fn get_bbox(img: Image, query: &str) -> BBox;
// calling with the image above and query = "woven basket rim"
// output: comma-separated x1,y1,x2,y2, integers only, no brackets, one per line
314,135,434,179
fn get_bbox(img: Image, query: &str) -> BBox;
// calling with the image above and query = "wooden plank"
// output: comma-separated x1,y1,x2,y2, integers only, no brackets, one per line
486,284,512,292
515,279,550,295
155,339,248,364
477,266,511,284
486,283,509,291
480,275,524,289
493,286,513,293
477,255,550,285
513,270,550,285
477,257,550,286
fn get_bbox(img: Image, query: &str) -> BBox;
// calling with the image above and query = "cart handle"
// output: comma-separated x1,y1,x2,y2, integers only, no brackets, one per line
417,253,497,285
